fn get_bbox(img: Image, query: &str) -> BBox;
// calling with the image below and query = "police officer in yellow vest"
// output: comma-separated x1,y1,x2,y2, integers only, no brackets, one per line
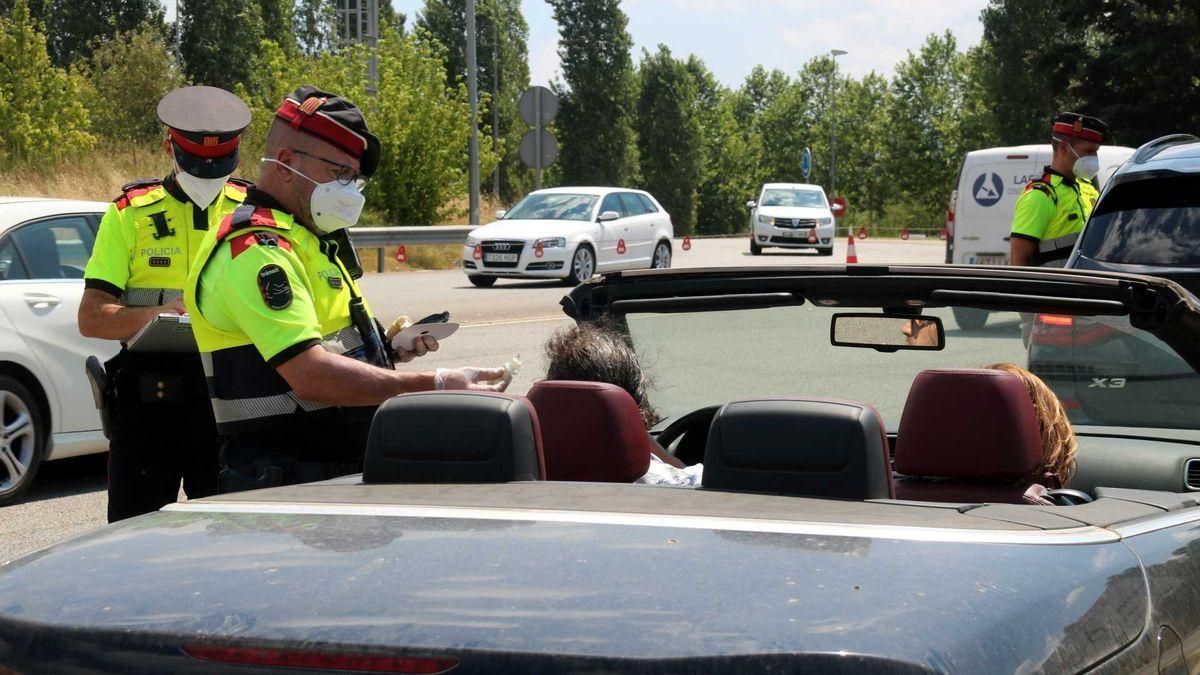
79,86,252,522
1010,112,1110,267
185,86,509,492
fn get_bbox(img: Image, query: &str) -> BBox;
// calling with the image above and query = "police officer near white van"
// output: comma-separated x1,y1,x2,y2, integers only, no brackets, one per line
1009,112,1110,267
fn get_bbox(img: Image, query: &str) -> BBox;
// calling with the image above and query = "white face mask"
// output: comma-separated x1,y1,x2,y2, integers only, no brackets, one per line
174,162,230,210
262,158,365,233
1066,143,1100,181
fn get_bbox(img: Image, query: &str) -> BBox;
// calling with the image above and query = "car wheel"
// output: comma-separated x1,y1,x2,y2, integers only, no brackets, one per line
750,238,762,256
0,375,46,506
651,241,672,269
817,246,834,256
564,244,596,286
468,274,497,288
952,307,989,330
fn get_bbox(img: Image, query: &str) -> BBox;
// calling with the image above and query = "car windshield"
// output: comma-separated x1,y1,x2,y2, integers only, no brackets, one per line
1078,174,1200,266
503,194,598,222
759,189,826,208
625,303,1200,431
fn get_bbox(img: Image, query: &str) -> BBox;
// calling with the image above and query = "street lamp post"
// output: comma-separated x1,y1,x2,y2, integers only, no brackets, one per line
829,49,847,201
466,0,480,226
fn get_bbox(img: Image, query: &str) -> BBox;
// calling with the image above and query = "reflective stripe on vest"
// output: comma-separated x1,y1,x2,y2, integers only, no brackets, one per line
200,324,364,429
1035,231,1080,266
120,287,181,307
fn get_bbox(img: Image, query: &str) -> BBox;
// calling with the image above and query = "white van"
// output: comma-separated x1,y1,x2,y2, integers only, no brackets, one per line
946,144,1133,266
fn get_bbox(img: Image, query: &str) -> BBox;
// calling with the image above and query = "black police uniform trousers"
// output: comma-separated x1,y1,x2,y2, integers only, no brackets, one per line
216,406,377,493
104,349,219,522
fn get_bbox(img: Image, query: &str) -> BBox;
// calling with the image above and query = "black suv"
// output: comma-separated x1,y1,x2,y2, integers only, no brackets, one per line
1028,134,1200,430
1068,134,1200,294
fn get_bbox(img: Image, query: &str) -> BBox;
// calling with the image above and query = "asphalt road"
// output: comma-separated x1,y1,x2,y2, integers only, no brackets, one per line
1,237,949,563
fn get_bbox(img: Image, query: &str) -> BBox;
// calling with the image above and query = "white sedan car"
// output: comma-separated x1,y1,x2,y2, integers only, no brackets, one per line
463,187,674,287
747,183,836,256
0,198,116,505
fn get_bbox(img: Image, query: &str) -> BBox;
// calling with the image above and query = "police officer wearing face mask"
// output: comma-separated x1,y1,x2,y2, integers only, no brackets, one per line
79,85,252,522
184,86,509,493
1009,112,1111,267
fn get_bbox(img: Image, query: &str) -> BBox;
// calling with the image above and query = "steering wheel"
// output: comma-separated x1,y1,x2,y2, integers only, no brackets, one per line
653,405,721,466
1044,488,1094,506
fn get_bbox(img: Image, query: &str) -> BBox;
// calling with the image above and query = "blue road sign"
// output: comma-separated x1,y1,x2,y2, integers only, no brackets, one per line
801,147,812,180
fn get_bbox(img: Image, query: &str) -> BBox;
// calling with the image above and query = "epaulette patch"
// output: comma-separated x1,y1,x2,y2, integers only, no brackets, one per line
216,205,285,240
113,178,164,210
230,231,293,259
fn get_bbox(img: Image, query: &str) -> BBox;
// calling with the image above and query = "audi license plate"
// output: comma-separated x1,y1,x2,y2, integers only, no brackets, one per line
484,253,518,263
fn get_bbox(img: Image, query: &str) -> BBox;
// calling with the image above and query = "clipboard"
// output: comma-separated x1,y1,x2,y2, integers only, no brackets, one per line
126,313,197,353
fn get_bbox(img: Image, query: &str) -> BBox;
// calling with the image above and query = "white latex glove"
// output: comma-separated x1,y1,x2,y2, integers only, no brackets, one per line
434,367,510,392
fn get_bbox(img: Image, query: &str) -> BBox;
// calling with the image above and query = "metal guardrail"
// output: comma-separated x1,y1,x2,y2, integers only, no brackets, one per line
348,225,474,247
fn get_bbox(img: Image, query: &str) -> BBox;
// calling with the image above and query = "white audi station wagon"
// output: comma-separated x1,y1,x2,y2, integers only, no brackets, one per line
463,187,674,287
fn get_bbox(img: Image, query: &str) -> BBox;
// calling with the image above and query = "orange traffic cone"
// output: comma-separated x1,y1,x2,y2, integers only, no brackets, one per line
846,234,859,264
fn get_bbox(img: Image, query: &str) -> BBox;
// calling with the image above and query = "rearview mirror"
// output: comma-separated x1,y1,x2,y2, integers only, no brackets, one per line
598,211,621,222
746,200,757,209
495,209,507,220
830,313,945,351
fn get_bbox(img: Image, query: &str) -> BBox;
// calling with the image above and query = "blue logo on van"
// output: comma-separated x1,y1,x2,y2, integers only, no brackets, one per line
972,173,1004,207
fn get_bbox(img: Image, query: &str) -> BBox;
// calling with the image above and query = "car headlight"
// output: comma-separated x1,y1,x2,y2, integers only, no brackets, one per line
535,237,566,248
465,236,478,247
756,215,772,224
817,217,833,225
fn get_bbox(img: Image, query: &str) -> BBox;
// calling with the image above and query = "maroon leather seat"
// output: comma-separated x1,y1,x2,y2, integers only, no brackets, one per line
893,369,1049,504
526,381,652,482
364,391,546,483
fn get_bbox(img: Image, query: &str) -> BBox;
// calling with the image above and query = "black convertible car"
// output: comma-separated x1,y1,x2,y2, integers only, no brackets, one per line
1,265,1199,674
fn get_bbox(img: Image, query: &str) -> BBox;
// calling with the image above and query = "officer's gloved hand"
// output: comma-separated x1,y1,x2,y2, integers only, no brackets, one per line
434,367,509,392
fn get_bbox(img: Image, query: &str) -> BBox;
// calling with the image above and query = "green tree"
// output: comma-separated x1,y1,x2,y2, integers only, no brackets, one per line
83,22,184,143
548,0,637,186
258,0,297,55
635,45,702,232
1062,0,1200,145
39,0,165,68
178,0,266,91
977,0,1073,145
295,0,337,56
0,0,94,162
418,0,531,201
833,72,893,227
885,31,968,231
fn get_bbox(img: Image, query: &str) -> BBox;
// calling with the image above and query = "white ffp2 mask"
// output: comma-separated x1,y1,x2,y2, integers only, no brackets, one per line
262,158,365,234
174,165,230,209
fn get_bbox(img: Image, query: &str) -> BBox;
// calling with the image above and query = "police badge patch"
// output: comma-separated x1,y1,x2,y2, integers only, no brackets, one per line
257,264,292,310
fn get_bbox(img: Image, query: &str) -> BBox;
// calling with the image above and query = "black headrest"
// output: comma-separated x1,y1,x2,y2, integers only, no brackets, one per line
363,391,545,484
702,398,894,499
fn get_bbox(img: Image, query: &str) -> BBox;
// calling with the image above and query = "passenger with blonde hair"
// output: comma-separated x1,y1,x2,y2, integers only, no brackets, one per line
987,363,1078,488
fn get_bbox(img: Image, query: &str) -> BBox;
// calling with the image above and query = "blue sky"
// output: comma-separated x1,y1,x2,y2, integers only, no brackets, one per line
165,1,988,87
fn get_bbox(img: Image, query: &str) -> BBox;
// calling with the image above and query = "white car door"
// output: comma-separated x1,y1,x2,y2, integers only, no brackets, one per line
617,193,655,266
594,193,630,271
0,215,115,435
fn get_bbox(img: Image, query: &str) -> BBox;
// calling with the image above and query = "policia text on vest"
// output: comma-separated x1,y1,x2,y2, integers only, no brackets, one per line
78,85,252,522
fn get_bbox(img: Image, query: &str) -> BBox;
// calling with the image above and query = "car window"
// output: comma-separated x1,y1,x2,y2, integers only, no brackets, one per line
0,238,29,281
636,194,659,213
1079,175,1200,266
599,193,625,218
10,216,96,280
618,193,649,216
759,189,826,208
503,193,598,221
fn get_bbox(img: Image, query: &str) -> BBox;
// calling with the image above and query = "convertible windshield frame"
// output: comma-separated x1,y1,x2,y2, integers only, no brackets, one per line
563,265,1200,374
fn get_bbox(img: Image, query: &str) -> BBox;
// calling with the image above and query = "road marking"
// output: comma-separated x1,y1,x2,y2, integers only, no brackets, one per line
460,315,567,329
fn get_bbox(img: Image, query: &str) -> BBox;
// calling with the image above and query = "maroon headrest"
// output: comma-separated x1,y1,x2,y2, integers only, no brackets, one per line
894,369,1043,480
526,381,652,483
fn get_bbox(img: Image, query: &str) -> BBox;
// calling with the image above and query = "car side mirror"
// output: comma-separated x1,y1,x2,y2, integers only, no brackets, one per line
746,200,757,209
495,210,507,220
598,211,621,222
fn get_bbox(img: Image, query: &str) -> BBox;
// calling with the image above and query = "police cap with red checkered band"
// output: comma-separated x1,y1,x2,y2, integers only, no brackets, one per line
156,85,251,179
275,85,381,177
